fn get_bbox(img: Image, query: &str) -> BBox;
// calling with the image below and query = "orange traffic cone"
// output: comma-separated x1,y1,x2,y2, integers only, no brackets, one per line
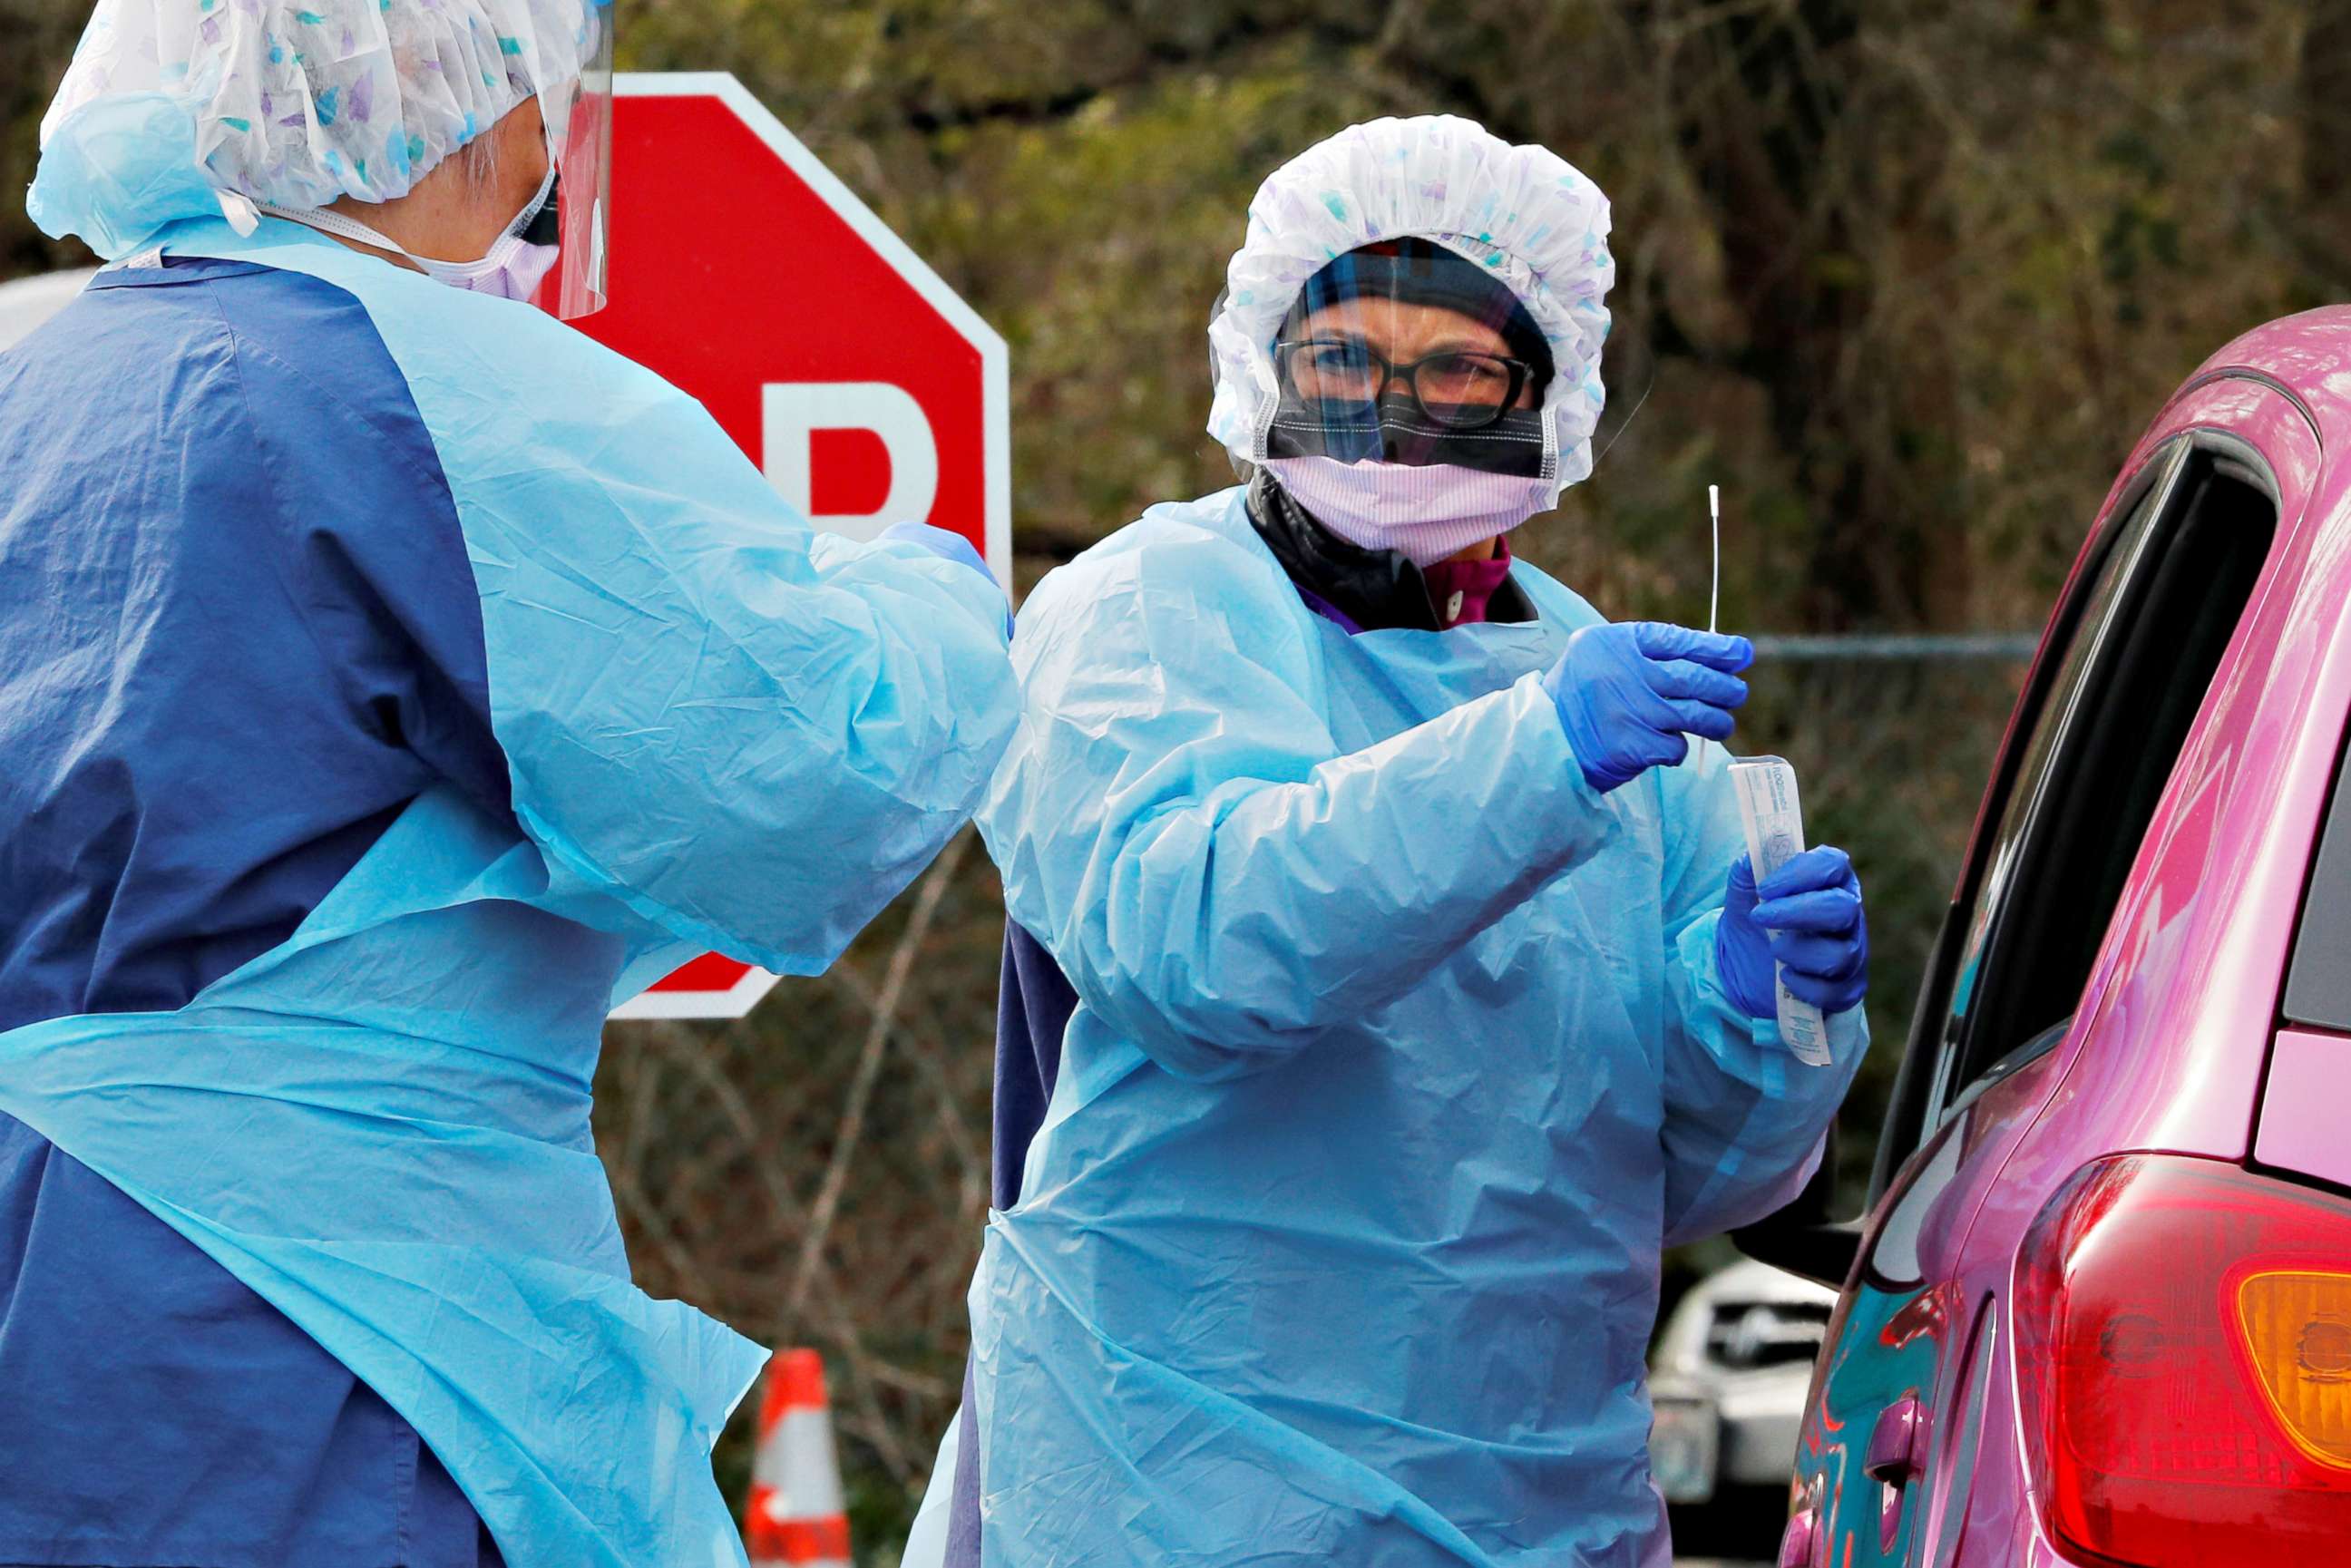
744,1349,853,1568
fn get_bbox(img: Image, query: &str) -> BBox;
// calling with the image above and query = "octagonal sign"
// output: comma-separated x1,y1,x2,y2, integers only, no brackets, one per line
583,73,1010,1018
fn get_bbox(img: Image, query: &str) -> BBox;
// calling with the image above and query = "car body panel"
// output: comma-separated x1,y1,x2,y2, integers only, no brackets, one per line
1797,1037,2065,1566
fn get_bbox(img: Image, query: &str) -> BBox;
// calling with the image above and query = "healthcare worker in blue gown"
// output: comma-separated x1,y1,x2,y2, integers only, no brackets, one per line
0,2,1016,1564
918,118,1872,1568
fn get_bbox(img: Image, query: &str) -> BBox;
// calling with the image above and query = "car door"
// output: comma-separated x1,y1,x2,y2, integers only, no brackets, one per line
1775,377,2317,1568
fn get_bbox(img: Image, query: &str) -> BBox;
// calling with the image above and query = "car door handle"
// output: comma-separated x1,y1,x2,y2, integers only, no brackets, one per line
1865,1392,1926,1485
1863,1393,1928,1553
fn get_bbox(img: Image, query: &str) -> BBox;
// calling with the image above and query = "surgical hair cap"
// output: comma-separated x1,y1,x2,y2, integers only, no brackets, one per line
31,0,598,258
1207,116,1614,502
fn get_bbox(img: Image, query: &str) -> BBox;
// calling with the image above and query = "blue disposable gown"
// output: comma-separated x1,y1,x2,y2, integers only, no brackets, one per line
967,487,1864,1566
0,217,1017,1567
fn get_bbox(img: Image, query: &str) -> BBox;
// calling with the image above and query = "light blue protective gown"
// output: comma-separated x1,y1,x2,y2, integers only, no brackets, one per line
968,488,1865,1567
0,213,1016,1566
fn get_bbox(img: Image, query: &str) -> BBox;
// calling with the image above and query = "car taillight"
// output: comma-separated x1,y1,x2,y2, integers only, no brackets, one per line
2015,1154,2351,1566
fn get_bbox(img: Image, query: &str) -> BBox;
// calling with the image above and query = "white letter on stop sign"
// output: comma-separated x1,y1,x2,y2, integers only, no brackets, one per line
762,382,941,541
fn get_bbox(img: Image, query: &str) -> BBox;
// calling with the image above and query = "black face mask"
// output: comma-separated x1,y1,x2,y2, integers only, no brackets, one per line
519,172,561,246
1264,390,1548,476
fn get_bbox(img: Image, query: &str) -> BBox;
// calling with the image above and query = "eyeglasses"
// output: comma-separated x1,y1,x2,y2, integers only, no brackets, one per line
1273,339,1536,430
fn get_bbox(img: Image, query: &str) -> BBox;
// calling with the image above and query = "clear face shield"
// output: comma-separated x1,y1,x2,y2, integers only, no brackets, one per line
531,0,614,320
1263,238,1555,477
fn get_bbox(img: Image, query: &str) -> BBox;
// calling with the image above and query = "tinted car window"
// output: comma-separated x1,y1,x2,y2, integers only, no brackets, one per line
2284,740,2351,1031
1929,445,2277,1115
1866,451,2183,1195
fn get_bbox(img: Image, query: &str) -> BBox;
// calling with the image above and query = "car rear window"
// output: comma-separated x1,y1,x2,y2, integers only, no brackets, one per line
2285,737,2351,1032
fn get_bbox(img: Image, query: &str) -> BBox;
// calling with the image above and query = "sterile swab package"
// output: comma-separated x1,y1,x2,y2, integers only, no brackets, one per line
1728,755,1834,1066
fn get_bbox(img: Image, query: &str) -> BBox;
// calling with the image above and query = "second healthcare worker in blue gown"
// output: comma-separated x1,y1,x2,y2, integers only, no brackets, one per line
954,118,1872,1566
0,2,1015,1564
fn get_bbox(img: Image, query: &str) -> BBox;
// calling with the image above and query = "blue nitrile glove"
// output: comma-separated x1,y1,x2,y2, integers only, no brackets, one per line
877,521,1011,634
879,520,993,579
1542,622,1753,793
1718,846,1870,1019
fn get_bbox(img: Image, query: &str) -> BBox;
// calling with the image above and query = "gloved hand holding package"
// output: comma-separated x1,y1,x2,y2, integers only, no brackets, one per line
1716,758,1870,1066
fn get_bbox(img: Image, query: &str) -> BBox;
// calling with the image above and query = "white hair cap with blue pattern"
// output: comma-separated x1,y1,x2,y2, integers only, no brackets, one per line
33,0,598,258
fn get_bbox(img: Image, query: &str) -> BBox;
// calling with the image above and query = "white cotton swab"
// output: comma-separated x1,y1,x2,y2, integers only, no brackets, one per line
1709,484,1722,637
1696,484,1724,768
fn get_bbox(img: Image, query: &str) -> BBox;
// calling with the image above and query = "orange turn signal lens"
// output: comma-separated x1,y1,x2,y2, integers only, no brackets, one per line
2236,1271,2351,1469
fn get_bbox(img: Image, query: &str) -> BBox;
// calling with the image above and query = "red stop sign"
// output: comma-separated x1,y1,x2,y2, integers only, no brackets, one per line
582,73,1010,1020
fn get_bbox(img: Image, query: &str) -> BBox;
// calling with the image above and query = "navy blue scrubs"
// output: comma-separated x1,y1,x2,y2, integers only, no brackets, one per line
0,258,510,1565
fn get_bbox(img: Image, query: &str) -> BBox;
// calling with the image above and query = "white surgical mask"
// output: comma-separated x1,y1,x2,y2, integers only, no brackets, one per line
260,169,561,304
1261,454,1554,567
